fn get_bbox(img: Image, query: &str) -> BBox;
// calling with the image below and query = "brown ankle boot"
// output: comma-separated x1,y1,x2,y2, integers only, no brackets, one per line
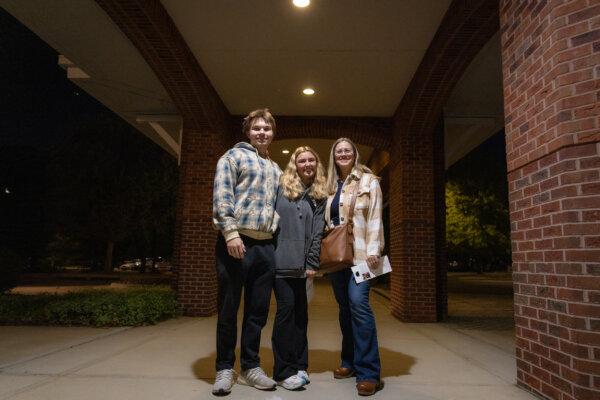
356,380,384,396
333,367,355,379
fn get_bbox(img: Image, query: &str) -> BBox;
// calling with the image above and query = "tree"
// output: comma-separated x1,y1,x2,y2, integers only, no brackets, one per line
46,110,178,272
446,181,510,272
445,131,511,272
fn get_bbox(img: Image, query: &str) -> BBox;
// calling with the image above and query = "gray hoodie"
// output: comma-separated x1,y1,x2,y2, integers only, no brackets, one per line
273,189,325,278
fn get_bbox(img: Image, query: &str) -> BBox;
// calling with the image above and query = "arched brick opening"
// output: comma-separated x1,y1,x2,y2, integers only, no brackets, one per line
389,0,500,322
95,0,395,316
96,0,501,324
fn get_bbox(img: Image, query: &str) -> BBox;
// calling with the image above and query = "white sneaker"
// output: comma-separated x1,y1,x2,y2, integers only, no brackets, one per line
239,367,276,390
212,369,235,395
297,370,310,384
277,374,306,390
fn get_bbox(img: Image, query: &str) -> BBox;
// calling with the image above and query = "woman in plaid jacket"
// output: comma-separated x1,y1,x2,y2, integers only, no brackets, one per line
324,137,384,396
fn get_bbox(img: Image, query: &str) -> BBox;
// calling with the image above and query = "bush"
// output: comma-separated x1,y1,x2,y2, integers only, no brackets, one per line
0,286,178,327
0,247,25,293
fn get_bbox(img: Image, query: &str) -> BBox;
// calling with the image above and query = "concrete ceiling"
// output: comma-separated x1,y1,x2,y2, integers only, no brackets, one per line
444,32,505,167
161,0,451,117
2,0,504,169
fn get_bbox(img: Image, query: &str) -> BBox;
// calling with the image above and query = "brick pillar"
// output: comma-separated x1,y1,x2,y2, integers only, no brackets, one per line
173,122,226,316
389,116,446,322
501,1,600,399
434,117,448,321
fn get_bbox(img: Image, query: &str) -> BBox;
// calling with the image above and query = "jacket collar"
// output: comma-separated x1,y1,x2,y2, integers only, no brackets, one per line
234,142,272,160
348,167,363,181
234,141,258,152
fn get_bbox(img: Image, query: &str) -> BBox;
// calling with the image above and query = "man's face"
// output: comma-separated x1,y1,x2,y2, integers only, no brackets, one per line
246,117,274,151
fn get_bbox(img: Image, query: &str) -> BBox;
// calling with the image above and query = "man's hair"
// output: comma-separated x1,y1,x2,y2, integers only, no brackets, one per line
242,108,276,135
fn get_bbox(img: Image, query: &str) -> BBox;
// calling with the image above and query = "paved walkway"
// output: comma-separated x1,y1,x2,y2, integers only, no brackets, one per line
0,279,538,400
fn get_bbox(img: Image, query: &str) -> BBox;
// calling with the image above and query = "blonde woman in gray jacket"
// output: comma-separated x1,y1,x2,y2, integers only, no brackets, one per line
272,146,327,390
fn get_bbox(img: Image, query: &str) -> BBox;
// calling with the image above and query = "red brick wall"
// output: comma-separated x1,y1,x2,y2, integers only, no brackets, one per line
434,117,448,321
273,116,392,150
229,115,393,150
501,1,600,399
173,124,226,316
389,121,438,322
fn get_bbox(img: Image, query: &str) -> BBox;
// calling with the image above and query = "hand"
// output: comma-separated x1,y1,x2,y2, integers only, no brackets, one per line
366,255,380,269
226,237,246,259
305,269,317,278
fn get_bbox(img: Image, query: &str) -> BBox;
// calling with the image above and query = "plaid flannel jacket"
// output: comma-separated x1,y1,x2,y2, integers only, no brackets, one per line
213,142,282,241
324,168,384,264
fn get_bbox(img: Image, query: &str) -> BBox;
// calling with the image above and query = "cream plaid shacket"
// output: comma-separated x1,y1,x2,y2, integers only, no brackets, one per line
324,168,384,264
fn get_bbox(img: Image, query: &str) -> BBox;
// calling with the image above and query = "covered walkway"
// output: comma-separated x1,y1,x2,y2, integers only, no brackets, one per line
0,280,536,400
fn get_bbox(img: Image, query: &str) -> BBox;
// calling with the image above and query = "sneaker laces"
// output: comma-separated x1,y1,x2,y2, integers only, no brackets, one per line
216,369,234,381
286,375,304,384
245,366,267,381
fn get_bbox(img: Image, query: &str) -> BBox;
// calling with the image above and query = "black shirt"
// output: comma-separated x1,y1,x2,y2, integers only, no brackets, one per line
330,180,344,227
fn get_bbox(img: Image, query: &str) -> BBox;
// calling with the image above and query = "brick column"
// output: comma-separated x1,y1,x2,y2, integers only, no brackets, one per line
501,1,600,399
389,117,446,322
173,122,227,316
434,117,448,321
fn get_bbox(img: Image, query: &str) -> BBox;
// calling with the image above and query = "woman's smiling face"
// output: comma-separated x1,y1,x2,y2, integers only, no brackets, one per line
334,141,355,171
296,151,317,184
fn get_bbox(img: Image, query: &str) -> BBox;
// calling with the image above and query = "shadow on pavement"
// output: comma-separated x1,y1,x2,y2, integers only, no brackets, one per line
192,347,416,382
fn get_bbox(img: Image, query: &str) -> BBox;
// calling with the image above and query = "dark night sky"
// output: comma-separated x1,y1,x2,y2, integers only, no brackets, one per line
1,7,82,256
1,8,93,149
0,7,173,261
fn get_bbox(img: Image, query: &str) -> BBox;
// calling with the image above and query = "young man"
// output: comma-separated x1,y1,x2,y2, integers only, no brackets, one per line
212,108,282,395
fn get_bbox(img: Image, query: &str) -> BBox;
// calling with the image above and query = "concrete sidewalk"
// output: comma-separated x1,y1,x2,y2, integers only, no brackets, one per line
0,280,538,400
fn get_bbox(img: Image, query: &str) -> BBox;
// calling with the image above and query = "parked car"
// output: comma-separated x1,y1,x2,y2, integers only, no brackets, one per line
116,259,141,271
154,258,172,272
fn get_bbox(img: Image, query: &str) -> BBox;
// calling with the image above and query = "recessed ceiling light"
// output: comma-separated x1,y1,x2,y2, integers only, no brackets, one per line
282,149,290,154
293,0,310,8
302,88,315,95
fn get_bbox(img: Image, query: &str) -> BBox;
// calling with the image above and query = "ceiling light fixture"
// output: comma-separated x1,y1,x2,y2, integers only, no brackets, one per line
282,149,290,154
302,88,315,95
293,0,310,8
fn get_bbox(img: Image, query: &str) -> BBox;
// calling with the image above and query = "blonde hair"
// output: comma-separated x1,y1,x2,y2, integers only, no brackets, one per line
281,146,328,200
326,137,372,194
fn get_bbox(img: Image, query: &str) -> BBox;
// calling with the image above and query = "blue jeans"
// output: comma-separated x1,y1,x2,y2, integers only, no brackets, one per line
329,268,381,382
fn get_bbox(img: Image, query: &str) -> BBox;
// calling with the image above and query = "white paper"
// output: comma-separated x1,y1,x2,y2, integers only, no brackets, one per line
351,256,391,284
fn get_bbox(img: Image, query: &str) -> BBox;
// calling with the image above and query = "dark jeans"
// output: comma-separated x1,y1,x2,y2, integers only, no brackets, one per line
272,277,308,381
215,234,275,371
329,268,381,382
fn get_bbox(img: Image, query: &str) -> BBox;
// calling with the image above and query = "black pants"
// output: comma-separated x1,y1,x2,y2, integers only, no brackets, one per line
215,235,275,371
272,277,308,381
